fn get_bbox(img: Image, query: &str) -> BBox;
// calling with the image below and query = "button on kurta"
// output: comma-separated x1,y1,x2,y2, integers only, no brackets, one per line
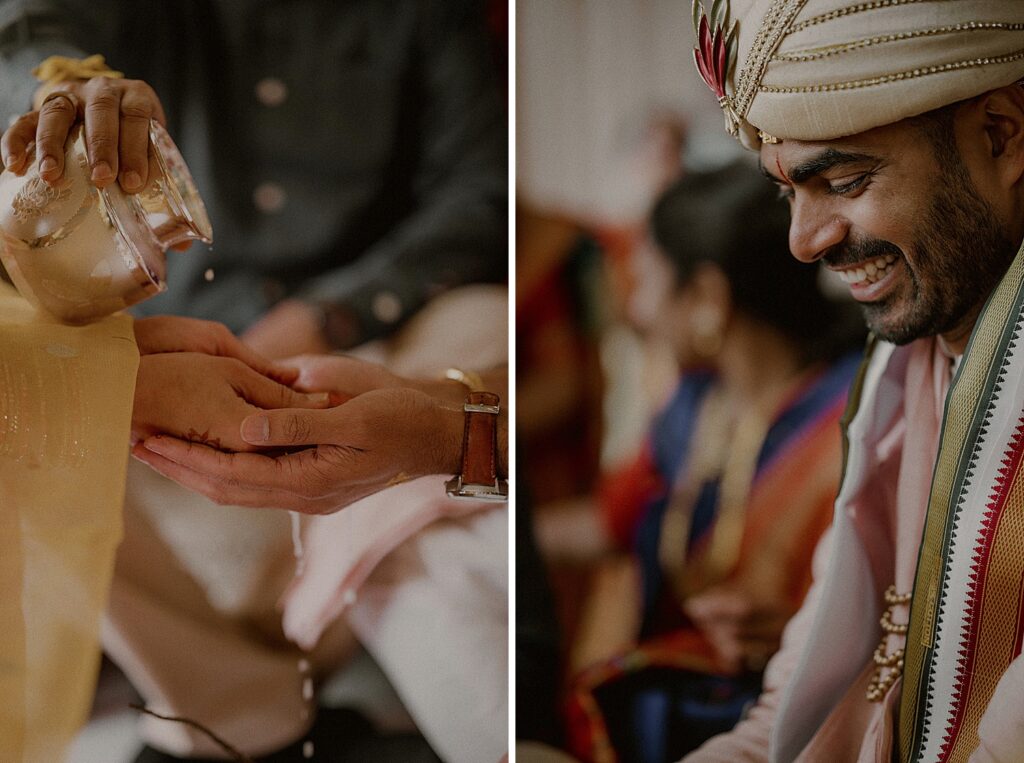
254,77,288,107
253,182,286,213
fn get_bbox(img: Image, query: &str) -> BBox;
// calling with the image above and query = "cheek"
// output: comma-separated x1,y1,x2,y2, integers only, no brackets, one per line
668,299,697,359
848,189,917,254
629,271,672,330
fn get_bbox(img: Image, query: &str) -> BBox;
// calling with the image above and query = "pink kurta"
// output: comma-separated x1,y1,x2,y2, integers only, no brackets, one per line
683,338,952,762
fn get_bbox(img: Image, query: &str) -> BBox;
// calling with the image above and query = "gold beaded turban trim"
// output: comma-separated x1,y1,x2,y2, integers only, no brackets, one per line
692,0,1024,150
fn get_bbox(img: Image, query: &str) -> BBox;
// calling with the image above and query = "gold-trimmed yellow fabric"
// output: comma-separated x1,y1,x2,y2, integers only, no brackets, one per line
712,0,1024,148
0,283,138,762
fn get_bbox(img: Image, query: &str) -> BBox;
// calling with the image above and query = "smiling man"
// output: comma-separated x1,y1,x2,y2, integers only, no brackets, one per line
682,2,1024,762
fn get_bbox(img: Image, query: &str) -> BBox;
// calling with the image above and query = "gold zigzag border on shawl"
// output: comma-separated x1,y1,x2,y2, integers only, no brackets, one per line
899,242,1024,762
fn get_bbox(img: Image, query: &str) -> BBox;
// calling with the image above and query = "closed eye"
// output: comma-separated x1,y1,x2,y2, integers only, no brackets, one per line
827,172,873,197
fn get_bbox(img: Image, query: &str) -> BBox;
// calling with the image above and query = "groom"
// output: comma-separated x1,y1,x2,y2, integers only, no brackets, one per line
685,1,1024,760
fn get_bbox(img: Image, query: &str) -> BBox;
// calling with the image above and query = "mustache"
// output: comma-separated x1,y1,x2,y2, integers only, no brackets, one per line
823,237,903,269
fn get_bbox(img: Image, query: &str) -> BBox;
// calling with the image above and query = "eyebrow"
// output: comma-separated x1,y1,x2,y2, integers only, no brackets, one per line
760,148,876,185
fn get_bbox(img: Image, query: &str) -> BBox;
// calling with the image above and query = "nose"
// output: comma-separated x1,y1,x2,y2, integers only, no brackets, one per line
788,197,849,263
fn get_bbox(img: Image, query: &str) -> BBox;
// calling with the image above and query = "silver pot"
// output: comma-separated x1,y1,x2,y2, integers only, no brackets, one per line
0,120,212,324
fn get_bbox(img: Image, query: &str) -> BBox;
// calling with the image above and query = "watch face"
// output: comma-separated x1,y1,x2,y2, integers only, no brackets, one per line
445,476,509,502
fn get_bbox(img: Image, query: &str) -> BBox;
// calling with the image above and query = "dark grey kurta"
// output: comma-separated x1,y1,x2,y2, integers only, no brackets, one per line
0,0,507,344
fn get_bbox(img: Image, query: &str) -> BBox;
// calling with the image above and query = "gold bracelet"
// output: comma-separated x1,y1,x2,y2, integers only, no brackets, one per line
444,367,485,393
32,54,123,87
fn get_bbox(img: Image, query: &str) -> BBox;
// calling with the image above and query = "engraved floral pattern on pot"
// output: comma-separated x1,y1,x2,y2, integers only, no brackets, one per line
11,176,73,222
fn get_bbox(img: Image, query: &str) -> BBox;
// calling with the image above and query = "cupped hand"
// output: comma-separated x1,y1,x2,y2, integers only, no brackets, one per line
285,354,406,401
285,353,466,405
132,353,330,452
1,76,166,193
132,387,464,513
134,316,299,385
683,585,792,673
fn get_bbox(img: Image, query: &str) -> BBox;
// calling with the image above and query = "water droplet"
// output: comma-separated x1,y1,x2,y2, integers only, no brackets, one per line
302,740,314,759
290,511,305,576
204,268,215,282
341,589,356,607
302,676,314,701
298,658,310,673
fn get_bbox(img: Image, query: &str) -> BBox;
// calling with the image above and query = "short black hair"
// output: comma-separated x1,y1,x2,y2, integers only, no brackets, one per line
908,99,963,165
650,159,864,362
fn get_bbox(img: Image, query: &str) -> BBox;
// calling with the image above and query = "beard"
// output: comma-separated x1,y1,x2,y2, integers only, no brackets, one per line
825,160,1017,346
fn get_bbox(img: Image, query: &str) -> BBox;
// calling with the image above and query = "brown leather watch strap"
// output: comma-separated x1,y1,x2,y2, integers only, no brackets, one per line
462,391,499,485
446,391,507,501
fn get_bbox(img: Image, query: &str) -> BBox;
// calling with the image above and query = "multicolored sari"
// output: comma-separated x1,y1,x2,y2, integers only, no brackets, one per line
898,248,1024,762
567,354,859,763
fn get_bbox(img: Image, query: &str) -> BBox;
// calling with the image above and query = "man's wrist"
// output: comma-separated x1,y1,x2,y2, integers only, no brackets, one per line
434,400,466,476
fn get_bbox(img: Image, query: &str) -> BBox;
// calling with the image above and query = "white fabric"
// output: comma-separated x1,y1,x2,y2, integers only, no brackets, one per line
771,341,904,762
515,0,735,221
281,477,498,650
347,506,508,763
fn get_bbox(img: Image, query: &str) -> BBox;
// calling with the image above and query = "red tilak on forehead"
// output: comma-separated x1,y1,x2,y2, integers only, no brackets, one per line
776,156,792,185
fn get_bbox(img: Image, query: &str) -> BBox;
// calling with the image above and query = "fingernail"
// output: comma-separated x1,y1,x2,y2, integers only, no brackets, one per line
39,155,57,173
122,170,141,190
272,366,299,383
309,392,331,405
91,161,112,182
242,415,270,443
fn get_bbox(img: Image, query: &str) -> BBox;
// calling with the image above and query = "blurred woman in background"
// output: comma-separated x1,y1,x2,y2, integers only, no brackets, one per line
549,161,865,763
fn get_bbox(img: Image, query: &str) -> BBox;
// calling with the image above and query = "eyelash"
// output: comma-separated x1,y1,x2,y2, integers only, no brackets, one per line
774,170,873,202
828,173,873,196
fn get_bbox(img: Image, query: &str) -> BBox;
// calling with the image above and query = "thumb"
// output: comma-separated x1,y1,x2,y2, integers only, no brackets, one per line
241,408,340,447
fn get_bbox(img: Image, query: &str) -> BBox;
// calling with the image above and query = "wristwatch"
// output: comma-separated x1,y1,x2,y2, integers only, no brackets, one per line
445,391,508,501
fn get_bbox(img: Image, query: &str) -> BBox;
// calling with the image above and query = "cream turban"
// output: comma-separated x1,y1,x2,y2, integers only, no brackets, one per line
692,0,1024,149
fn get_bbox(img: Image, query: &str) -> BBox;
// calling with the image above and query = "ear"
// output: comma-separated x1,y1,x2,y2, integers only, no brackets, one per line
688,263,732,319
975,85,1024,186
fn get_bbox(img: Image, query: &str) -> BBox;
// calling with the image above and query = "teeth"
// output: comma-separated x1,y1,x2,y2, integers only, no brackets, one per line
838,255,898,285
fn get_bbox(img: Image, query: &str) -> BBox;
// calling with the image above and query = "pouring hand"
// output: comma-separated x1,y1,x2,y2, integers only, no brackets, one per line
1,76,166,193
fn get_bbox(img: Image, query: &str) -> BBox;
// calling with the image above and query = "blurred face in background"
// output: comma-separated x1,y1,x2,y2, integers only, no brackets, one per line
627,237,718,369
